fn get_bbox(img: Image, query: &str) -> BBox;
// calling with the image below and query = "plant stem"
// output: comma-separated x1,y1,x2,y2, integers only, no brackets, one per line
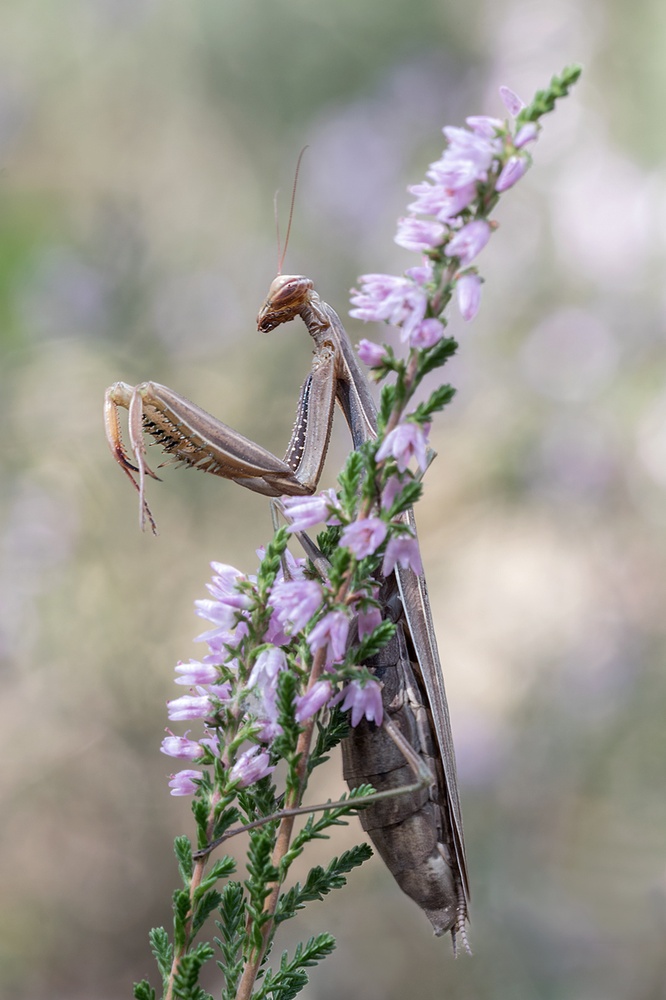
165,789,223,1000
234,646,328,1000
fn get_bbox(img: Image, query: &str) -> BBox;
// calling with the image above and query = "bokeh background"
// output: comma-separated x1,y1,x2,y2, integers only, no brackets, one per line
2,2,666,998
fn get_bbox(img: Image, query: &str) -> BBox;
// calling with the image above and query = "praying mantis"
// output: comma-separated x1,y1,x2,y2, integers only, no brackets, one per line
104,272,470,949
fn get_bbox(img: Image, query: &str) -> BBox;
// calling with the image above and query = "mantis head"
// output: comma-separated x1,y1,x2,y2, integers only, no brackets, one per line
257,274,314,333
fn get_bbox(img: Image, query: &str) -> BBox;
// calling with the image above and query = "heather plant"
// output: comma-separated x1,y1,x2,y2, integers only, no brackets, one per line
133,66,581,1000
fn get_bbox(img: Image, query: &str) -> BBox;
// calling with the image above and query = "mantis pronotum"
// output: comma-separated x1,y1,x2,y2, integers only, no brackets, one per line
104,273,470,948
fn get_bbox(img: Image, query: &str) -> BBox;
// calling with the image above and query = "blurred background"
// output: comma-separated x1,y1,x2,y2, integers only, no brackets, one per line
2,1,665,998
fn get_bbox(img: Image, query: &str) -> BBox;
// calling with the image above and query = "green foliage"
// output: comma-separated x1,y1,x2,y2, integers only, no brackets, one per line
245,826,280,949
315,522,342,561
207,808,242,850
238,776,279,826
175,836,194,883
216,882,247,999
133,980,156,1000
325,544,353,593
192,890,224,938
411,383,457,423
192,799,212,845
284,789,375,866
379,382,397,430
416,336,458,378
519,64,582,124
337,448,364,515
257,935,337,1000
256,527,290,601
150,926,174,982
276,845,373,923
383,478,423,517
308,707,349,773
173,889,193,953
170,943,215,1000
271,670,301,787
132,928,170,999
354,619,396,663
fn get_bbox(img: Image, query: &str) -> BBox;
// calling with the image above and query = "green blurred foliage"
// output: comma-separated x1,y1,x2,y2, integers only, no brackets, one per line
2,2,666,999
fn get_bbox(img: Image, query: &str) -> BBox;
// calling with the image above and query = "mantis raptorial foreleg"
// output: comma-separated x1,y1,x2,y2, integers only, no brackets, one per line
104,272,469,946
104,277,349,532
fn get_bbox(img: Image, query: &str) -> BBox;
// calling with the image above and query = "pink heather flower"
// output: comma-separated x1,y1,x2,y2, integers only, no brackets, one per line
230,746,275,788
394,217,445,252
174,659,220,686
356,339,386,368
340,517,388,559
357,604,382,640
160,733,203,760
410,317,444,349
269,579,323,634
207,562,253,610
496,155,527,192
442,125,502,176
194,597,238,631
514,122,538,148
199,733,220,756
248,646,287,692
456,272,482,322
376,421,429,474
357,338,388,367
282,489,341,532
466,115,503,137
381,474,403,511
294,679,333,722
407,180,477,223
307,610,349,662
255,715,283,743
335,679,384,727
382,535,424,577
499,85,525,117
350,274,428,340
200,621,246,660
405,262,433,285
426,157,478,189
207,681,232,701
263,612,290,649
168,769,201,796
167,693,213,721
446,220,491,265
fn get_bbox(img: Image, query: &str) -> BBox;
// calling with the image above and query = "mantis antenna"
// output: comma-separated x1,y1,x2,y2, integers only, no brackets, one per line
276,145,309,275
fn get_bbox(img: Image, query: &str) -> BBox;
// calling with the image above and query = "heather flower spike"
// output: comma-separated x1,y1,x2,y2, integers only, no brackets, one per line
129,66,580,1000
350,75,587,358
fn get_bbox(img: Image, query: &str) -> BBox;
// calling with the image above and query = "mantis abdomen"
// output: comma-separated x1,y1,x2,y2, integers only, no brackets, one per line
342,582,465,944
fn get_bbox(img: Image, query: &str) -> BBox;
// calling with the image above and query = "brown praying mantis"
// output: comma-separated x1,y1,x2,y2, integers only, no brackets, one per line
104,272,470,949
